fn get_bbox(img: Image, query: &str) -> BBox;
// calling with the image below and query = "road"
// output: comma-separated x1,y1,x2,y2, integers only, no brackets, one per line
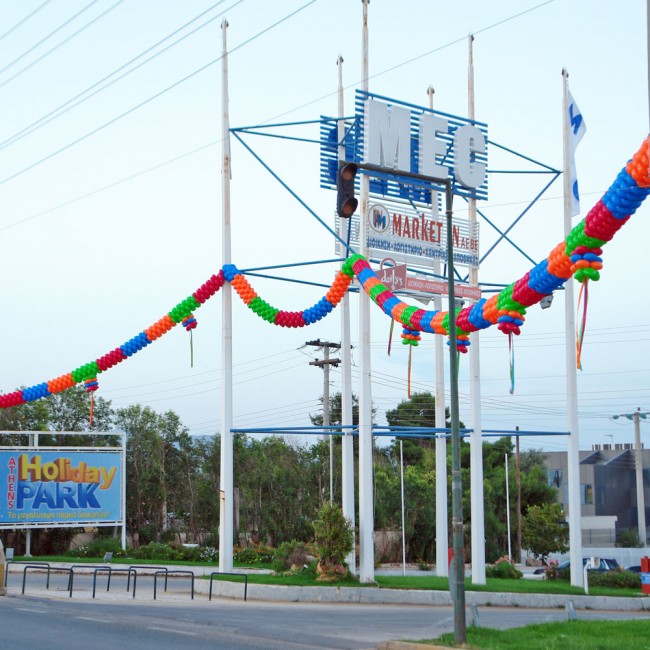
1,592,649,650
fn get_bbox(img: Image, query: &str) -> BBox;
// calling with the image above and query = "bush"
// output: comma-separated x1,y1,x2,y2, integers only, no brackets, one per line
66,537,128,559
486,558,522,580
273,540,311,573
233,544,274,565
543,559,561,581
588,570,641,589
616,528,642,548
137,523,158,545
312,502,354,569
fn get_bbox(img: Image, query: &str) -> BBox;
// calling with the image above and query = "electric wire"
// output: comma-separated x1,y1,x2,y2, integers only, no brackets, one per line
0,0,127,92
0,0,101,78
0,0,54,44
0,0,241,150
0,0,319,188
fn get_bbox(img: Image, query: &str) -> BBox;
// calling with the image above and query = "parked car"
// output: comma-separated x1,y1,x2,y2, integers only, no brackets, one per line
533,557,619,575
626,565,641,573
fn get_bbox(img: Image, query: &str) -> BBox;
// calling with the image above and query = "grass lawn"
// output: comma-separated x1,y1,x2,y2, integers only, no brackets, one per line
10,556,645,597
430,619,650,649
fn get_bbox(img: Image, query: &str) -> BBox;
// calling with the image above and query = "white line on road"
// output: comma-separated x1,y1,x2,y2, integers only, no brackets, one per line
16,608,46,614
76,616,110,623
147,627,197,636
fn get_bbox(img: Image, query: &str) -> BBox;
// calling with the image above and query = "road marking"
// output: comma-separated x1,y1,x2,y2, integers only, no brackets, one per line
147,627,197,636
16,608,46,613
76,616,110,623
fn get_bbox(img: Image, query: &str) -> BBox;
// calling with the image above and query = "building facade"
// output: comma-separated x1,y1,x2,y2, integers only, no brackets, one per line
543,445,650,547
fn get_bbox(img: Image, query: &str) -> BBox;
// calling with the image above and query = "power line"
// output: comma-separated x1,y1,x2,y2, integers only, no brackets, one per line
0,0,54,44
0,0,319,188
0,0,127,92
0,0,241,151
0,0,101,78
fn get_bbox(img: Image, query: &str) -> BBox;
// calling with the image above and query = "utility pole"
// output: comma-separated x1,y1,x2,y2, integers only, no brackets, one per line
612,408,649,545
306,340,341,503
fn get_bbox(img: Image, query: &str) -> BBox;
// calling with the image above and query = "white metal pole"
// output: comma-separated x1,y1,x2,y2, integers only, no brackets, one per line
338,54,356,573
121,431,127,550
467,34,486,585
428,86,449,578
358,0,375,583
400,440,406,576
505,453,512,561
562,68,584,588
634,409,646,545
219,18,234,573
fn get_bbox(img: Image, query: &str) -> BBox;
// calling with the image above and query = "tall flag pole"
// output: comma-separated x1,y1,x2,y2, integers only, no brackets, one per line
562,68,584,588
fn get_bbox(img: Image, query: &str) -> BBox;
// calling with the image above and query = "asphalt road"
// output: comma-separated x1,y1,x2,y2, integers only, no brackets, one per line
1,593,649,650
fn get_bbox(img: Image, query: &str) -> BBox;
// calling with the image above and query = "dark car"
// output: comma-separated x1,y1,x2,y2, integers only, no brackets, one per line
626,565,641,573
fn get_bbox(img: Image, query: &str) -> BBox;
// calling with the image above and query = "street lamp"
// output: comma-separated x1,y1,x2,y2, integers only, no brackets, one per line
612,408,649,545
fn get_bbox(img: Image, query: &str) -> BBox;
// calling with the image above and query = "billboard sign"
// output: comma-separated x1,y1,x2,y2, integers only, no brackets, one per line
378,259,481,301
0,448,123,528
321,90,489,203
336,200,479,269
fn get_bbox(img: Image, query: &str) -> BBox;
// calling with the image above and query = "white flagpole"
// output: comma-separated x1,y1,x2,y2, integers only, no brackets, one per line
219,18,234,574
562,68,584,588
429,85,449,579
467,33,486,585
338,54,356,573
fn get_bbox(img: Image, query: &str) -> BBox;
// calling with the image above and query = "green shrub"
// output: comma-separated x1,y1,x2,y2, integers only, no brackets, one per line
486,558,522,580
160,529,177,544
312,502,354,569
273,540,311,573
233,544,274,565
65,537,128,559
137,523,158,545
616,528,642,548
588,570,641,589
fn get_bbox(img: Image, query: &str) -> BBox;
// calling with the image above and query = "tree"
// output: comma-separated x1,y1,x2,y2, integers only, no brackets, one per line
312,501,354,579
521,502,569,565
385,392,455,467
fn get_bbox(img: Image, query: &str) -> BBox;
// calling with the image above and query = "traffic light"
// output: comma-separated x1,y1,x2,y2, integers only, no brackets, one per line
336,162,358,218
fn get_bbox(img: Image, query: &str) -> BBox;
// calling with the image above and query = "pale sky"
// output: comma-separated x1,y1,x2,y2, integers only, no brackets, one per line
0,0,648,452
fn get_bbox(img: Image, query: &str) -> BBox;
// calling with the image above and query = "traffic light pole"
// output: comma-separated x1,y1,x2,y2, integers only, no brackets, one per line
445,182,467,645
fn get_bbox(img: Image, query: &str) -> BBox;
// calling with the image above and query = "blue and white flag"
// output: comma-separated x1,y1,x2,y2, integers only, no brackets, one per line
568,90,586,216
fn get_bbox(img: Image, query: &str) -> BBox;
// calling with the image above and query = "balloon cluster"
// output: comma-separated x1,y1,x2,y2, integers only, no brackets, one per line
182,315,197,332
401,328,421,346
0,139,648,411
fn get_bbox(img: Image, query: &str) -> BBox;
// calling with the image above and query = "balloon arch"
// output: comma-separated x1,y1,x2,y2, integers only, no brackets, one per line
0,138,648,410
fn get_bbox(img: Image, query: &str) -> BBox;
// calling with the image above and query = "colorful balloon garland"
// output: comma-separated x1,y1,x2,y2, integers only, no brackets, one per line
0,138,647,411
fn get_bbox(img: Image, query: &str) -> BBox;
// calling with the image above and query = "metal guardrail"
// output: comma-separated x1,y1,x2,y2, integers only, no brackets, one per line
209,571,248,601
22,565,73,598
92,566,138,599
5,560,50,588
153,569,194,600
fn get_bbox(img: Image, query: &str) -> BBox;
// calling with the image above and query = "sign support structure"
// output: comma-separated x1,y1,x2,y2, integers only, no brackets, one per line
467,33,486,585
